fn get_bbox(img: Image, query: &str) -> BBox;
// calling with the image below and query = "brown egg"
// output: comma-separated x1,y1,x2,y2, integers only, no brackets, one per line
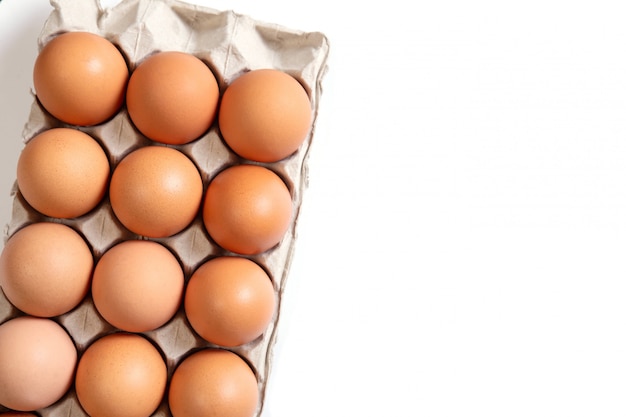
33,31,128,126
92,240,184,332
0,222,93,318
109,146,203,238
168,349,258,417
75,333,167,417
126,51,219,145
218,69,312,162
16,128,110,219
185,256,276,347
203,164,292,255
0,316,77,411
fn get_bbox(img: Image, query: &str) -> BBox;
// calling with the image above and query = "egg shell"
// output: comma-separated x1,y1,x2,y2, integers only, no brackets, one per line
203,164,293,255
33,31,129,126
219,69,312,163
126,51,219,145
185,256,276,347
0,222,93,318
16,127,110,219
109,146,203,238
75,333,167,417
92,240,184,333
168,349,259,417
0,316,77,411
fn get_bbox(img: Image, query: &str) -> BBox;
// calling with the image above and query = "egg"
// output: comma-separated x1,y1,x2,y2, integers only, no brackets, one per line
168,349,259,417
109,146,203,238
185,256,276,347
203,164,293,255
218,69,312,162
75,333,167,417
0,316,77,411
16,128,110,219
92,240,184,332
0,222,93,318
33,31,128,126
126,51,219,145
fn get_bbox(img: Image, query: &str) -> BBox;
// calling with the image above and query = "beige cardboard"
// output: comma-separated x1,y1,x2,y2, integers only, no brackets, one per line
0,0,329,415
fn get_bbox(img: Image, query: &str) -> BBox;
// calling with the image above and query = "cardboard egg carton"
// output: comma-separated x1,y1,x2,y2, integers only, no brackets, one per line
0,0,329,415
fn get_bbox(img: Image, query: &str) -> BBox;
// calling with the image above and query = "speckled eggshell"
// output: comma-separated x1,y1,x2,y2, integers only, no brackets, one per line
75,333,167,417
92,240,184,333
0,222,93,318
168,349,259,417
109,146,203,238
203,164,293,255
185,256,276,347
219,69,312,163
126,51,219,145
16,127,110,219
0,316,77,411
33,31,128,126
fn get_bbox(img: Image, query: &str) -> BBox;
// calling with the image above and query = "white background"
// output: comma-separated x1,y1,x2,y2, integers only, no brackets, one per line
2,0,626,416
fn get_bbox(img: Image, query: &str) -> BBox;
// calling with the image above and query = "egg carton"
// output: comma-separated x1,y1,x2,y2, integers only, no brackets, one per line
0,0,329,415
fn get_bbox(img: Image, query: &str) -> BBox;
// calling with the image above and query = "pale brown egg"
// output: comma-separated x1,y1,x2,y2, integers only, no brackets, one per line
185,256,276,347
16,128,110,219
218,69,312,162
126,51,219,145
0,316,77,411
168,349,258,417
0,222,93,318
109,146,203,238
75,333,167,417
33,31,128,126
92,240,184,332
203,164,293,255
